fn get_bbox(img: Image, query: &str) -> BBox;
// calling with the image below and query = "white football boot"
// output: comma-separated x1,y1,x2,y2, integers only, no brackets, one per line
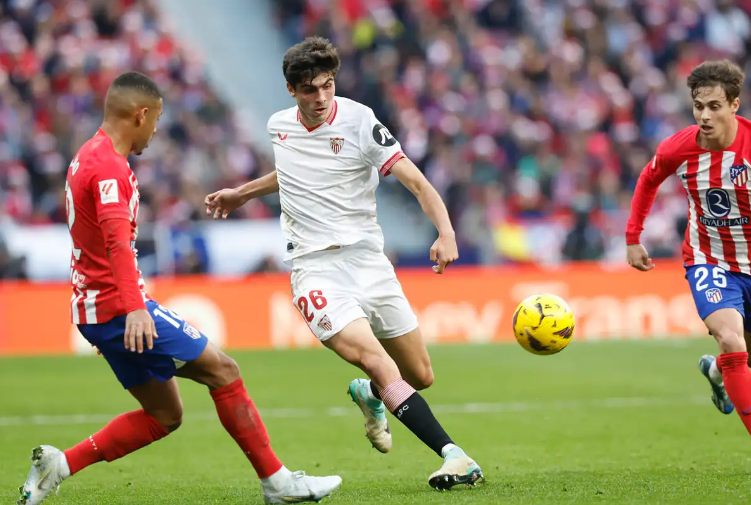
347,378,392,453
698,354,734,414
428,444,483,491
17,445,70,505
263,471,342,504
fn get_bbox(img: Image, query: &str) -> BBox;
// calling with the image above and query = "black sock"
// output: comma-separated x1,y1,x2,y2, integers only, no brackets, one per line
390,392,453,457
369,380,382,401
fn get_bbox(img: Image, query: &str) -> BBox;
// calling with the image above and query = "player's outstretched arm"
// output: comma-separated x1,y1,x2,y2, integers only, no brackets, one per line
390,157,458,274
204,171,279,219
625,152,674,272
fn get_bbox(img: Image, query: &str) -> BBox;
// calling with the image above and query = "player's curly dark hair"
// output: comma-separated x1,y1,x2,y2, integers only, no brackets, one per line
687,60,745,102
283,36,340,89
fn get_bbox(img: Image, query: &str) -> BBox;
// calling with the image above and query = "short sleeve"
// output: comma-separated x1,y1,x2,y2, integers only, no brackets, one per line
358,107,405,176
90,158,133,223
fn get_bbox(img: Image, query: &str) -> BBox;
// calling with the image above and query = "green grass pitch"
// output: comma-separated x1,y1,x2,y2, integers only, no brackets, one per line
1,340,750,504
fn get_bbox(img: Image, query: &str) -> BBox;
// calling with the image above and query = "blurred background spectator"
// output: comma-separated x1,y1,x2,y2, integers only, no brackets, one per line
4,0,751,278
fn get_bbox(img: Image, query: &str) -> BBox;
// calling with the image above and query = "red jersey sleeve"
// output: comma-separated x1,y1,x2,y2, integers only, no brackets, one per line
91,158,133,223
625,150,676,245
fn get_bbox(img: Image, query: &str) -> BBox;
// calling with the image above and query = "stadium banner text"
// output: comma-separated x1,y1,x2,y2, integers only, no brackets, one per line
0,263,705,356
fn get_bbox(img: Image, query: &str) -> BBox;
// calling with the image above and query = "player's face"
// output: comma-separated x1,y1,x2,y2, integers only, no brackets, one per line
133,99,163,155
693,85,739,140
289,73,335,124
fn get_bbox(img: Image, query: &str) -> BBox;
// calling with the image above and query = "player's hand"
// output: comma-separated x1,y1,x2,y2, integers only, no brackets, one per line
125,309,158,354
627,243,655,271
204,188,246,219
430,234,459,274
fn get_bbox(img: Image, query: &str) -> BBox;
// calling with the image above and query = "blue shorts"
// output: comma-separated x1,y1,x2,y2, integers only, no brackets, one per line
685,264,751,332
78,300,209,390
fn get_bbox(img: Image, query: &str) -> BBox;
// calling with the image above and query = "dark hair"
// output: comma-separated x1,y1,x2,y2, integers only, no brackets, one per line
109,71,162,99
283,36,340,88
687,59,745,102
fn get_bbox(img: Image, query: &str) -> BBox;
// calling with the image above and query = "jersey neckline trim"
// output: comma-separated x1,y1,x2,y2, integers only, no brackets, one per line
297,100,338,132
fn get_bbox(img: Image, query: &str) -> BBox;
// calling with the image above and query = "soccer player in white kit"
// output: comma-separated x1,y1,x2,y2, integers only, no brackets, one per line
206,36,483,490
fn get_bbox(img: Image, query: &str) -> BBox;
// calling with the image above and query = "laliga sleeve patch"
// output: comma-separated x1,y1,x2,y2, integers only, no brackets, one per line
98,179,119,204
372,124,397,147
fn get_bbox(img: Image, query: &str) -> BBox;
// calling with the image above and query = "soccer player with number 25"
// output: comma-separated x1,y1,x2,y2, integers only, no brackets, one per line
627,59,751,438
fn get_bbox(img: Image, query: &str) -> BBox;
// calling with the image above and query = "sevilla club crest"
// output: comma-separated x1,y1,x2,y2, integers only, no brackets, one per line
330,138,344,154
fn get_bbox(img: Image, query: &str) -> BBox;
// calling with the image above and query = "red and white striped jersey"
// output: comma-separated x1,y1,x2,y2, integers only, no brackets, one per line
627,116,751,274
65,129,148,324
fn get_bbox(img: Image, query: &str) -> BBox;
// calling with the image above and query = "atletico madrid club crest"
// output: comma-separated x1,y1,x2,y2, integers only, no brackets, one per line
706,288,723,304
330,138,344,154
731,164,748,187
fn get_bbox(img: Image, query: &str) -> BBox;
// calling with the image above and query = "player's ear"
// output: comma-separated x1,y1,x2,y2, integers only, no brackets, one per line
286,82,295,98
732,97,740,114
134,107,148,127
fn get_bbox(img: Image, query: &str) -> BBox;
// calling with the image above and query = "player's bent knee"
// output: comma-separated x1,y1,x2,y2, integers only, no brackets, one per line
411,367,434,390
148,408,183,433
713,331,746,353
219,354,241,384
205,352,241,390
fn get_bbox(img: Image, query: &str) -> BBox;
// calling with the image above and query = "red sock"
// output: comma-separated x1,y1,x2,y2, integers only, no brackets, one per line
717,352,751,434
63,410,169,475
210,378,283,478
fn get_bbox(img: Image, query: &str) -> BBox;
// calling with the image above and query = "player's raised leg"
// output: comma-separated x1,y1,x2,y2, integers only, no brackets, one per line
176,341,341,503
705,308,751,435
327,319,482,490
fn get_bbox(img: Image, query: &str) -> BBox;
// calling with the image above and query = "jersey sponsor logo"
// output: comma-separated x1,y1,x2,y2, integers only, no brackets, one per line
278,132,288,141
372,124,396,147
98,179,118,204
706,188,731,218
731,164,749,187
706,287,723,303
330,137,344,154
698,216,749,227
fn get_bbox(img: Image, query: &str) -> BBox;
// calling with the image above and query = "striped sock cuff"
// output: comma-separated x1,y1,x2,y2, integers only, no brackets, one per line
380,379,416,412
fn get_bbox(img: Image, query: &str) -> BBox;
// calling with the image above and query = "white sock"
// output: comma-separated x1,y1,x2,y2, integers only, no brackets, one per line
60,453,71,479
709,359,724,385
440,443,460,458
260,465,292,493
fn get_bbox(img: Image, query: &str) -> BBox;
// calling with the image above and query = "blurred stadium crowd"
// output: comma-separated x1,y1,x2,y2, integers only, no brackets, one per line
3,0,751,277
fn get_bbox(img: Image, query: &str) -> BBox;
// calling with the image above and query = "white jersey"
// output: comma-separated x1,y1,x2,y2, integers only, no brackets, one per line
268,96,405,263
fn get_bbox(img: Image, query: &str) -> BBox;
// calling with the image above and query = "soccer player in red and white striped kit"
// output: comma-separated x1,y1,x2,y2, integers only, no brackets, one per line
627,59,751,434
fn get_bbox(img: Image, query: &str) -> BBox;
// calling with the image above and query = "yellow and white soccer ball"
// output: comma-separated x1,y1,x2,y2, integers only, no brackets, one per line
512,293,575,355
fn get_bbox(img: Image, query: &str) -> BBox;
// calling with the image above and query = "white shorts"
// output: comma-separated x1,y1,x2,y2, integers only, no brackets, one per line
290,246,419,341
